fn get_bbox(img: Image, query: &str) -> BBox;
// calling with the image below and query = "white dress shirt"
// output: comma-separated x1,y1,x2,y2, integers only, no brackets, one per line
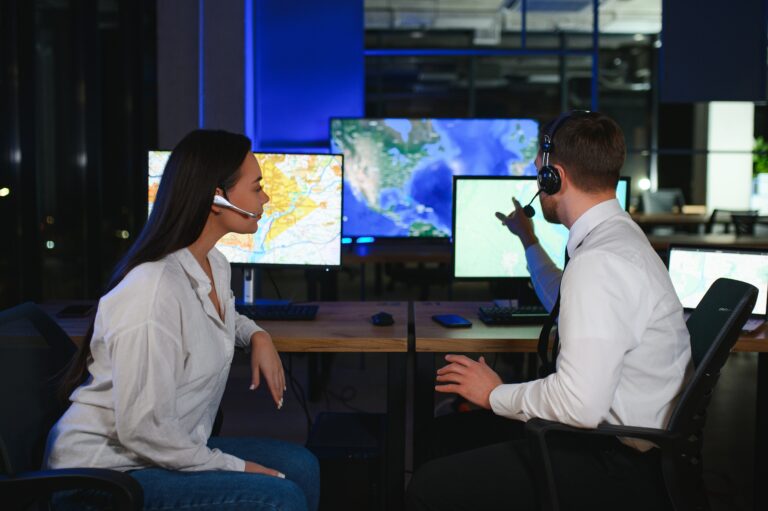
45,247,264,472
489,199,692,450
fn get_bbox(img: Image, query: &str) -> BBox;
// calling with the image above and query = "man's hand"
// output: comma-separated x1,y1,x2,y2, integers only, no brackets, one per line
495,197,538,248
435,354,503,410
244,460,285,478
249,331,286,410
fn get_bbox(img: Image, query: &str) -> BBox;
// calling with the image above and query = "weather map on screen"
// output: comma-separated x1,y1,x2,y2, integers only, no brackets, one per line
148,151,343,266
330,118,539,238
453,177,629,278
668,247,768,315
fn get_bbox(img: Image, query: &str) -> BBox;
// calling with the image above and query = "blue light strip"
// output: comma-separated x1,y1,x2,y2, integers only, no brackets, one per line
364,48,594,57
244,0,255,149
198,0,205,128
356,236,375,244
341,237,353,245
591,0,599,111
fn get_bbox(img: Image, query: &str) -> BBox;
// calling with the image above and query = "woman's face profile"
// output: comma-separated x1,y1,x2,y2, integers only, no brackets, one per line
220,153,270,234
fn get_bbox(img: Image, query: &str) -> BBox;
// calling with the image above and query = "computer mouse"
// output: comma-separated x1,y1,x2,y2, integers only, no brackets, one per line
371,311,394,326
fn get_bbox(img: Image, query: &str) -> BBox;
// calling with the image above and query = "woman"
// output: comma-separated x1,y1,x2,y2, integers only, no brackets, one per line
45,130,320,511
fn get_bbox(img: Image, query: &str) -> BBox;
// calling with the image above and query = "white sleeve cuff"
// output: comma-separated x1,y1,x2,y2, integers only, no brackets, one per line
235,318,264,349
489,383,526,421
225,454,247,472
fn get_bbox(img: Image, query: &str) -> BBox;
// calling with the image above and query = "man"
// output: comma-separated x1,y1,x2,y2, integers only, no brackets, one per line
406,111,691,511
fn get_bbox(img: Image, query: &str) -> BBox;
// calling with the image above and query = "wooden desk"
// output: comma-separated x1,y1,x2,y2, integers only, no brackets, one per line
413,301,768,353
647,234,768,251
43,301,409,353
631,212,709,227
412,301,768,510
41,301,409,511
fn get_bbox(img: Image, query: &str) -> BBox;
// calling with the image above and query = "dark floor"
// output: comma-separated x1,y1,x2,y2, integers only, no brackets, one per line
220,262,758,511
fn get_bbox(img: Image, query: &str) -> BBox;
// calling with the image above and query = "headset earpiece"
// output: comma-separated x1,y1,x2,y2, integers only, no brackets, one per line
537,164,561,195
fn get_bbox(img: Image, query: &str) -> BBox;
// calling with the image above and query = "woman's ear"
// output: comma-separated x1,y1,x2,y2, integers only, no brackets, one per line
211,188,225,214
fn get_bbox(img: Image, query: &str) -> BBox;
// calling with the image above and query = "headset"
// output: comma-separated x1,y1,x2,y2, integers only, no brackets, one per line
213,194,259,218
521,110,590,218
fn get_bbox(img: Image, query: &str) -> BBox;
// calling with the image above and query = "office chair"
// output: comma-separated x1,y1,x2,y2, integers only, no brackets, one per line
525,278,758,511
705,209,758,235
641,188,685,214
0,302,143,510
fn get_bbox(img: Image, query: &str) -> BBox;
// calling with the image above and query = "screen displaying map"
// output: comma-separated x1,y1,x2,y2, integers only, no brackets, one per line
668,247,768,315
330,118,539,238
453,177,629,278
148,151,342,266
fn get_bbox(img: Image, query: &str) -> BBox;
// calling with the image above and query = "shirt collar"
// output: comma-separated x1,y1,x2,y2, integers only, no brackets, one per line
173,248,212,296
567,198,623,257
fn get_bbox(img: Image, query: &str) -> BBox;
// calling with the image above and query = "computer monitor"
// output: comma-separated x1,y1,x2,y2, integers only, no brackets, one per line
148,151,343,267
667,245,768,318
452,176,630,279
330,118,539,239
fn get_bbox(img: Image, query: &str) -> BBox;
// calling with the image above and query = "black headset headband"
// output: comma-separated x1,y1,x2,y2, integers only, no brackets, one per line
542,109,590,163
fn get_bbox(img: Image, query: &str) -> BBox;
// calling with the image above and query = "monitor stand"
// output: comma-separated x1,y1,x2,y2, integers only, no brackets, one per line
241,267,292,306
489,279,542,309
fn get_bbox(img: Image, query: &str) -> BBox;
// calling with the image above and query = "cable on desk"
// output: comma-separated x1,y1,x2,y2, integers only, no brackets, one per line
266,269,283,300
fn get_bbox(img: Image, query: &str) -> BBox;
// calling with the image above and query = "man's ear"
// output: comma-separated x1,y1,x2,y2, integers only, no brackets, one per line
555,164,568,192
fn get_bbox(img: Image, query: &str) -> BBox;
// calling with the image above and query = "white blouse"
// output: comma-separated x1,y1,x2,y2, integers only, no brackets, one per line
45,247,263,472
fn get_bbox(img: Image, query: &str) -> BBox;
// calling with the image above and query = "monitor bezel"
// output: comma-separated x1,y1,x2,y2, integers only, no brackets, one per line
147,150,344,269
329,116,541,241
451,175,631,281
666,243,768,318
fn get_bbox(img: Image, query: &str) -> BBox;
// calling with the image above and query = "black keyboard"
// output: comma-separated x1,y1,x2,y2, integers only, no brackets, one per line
236,304,319,321
477,305,549,325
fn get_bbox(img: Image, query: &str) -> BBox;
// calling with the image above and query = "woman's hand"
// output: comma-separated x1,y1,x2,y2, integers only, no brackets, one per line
249,331,286,409
244,460,285,478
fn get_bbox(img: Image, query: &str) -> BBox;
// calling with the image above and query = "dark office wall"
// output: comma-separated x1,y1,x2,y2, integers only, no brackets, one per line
252,0,365,150
157,0,199,148
0,0,152,307
0,0,38,309
158,0,364,151
661,0,767,102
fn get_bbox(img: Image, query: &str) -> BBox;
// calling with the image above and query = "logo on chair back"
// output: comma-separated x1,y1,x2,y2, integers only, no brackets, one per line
718,307,732,312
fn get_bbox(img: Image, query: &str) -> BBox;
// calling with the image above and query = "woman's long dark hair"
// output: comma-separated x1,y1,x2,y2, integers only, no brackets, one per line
60,129,252,400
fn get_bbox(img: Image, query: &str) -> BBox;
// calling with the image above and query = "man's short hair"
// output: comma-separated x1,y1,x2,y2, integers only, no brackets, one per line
542,111,626,193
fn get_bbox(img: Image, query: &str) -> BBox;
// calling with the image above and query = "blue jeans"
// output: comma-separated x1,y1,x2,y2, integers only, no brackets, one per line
54,437,320,511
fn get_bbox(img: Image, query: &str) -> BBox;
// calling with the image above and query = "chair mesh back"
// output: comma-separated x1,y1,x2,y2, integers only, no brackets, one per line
0,303,76,476
668,278,758,434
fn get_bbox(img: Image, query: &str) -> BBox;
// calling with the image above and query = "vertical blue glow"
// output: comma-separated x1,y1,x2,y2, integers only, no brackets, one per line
244,0,255,149
198,0,205,127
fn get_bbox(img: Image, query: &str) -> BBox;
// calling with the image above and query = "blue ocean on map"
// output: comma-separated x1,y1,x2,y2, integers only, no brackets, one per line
332,118,539,238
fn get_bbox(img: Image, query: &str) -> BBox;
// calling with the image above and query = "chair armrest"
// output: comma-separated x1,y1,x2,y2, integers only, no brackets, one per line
0,468,143,511
524,418,677,511
525,417,678,446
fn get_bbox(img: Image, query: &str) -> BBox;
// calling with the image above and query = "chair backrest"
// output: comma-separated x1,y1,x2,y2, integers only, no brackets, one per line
0,302,76,476
641,188,685,213
667,278,757,434
705,209,758,234
659,279,756,509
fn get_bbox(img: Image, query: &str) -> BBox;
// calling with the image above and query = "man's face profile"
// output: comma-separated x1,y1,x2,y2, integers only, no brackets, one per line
540,191,560,224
